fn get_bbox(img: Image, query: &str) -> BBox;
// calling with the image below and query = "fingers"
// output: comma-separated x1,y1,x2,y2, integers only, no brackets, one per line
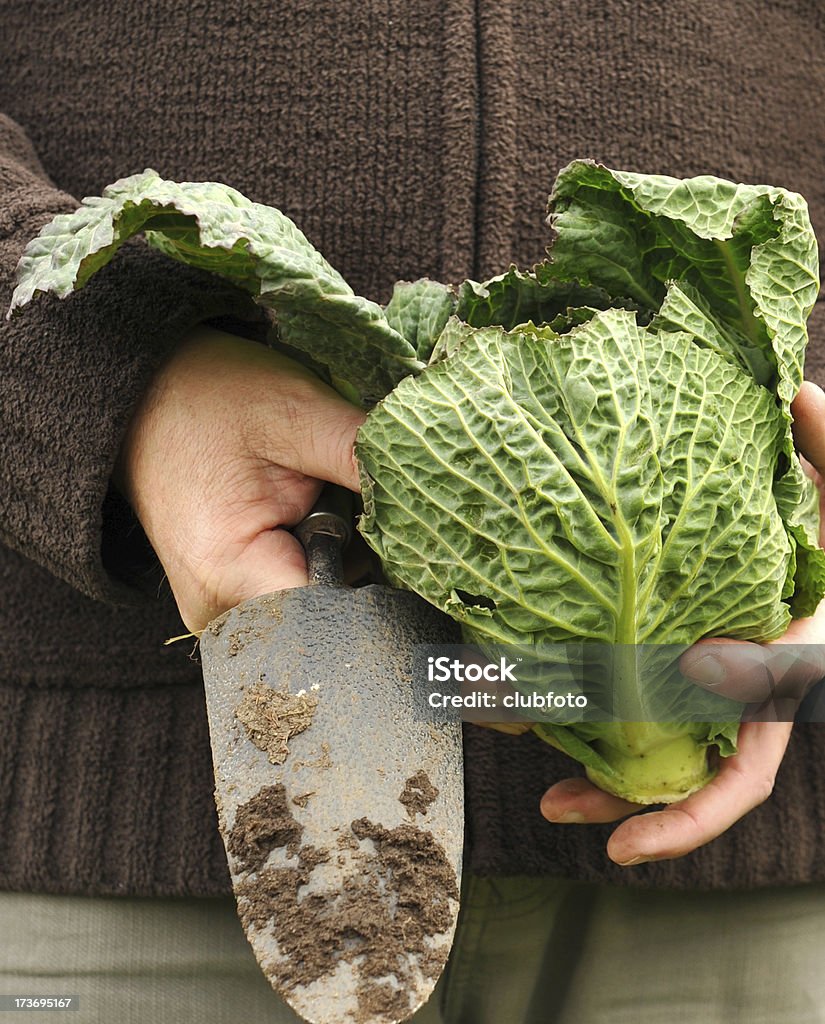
540,777,640,824
680,608,825,705
604,721,791,864
792,381,825,474
540,723,791,864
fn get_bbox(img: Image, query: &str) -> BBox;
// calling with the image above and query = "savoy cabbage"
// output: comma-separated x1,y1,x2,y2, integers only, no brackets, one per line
9,161,824,803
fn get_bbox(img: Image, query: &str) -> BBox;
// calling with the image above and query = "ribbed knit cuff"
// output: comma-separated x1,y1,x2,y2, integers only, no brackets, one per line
0,679,231,897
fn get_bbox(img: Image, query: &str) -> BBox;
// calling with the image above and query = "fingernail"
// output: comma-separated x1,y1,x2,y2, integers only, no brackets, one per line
556,810,587,823
543,808,587,823
616,855,650,866
682,654,727,687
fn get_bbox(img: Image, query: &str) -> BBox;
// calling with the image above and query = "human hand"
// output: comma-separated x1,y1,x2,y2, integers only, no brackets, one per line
115,325,366,632
539,381,825,865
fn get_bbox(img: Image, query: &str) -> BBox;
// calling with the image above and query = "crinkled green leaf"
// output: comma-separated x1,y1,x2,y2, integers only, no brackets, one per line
358,307,805,799
549,160,819,411
384,278,457,361
7,169,422,404
359,309,793,650
651,281,774,385
455,262,634,331
545,162,825,622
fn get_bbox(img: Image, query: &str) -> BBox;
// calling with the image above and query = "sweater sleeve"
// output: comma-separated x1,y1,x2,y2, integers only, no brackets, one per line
0,114,267,605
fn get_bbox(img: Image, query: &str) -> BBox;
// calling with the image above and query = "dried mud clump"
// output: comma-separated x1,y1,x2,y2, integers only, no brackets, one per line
226,784,304,873
229,786,458,1023
235,681,318,764
398,770,439,818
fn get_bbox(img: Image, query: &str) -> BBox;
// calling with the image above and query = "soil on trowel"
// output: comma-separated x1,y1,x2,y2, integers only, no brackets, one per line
398,770,439,818
235,681,318,765
229,787,458,1023
227,784,304,873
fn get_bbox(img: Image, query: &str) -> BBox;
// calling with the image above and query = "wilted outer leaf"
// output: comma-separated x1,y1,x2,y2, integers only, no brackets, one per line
7,169,422,404
548,160,819,413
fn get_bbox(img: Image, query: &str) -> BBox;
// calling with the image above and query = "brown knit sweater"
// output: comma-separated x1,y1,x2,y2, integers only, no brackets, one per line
2,0,825,896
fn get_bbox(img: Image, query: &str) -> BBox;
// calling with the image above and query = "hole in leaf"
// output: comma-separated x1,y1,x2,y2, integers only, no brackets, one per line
454,589,497,611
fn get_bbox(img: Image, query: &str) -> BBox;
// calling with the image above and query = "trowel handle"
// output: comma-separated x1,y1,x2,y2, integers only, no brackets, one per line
293,485,353,586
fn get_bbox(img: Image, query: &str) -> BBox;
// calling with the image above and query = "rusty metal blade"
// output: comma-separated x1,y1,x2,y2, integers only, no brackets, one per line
200,584,463,1024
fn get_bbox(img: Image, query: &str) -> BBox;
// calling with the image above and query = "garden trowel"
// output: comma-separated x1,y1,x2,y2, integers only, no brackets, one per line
199,489,464,1024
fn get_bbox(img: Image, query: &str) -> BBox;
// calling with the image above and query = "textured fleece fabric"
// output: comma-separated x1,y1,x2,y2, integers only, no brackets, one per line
1,0,825,895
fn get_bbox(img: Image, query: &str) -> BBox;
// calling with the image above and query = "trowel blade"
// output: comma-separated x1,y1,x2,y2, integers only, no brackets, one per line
200,584,463,1024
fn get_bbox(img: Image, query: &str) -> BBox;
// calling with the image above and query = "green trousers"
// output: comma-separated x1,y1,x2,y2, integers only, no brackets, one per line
1,877,824,1023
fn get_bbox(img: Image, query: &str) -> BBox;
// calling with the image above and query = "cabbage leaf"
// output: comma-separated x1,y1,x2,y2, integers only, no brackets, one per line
6,169,422,404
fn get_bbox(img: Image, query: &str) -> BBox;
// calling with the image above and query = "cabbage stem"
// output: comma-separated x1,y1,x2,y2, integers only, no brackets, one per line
585,723,714,804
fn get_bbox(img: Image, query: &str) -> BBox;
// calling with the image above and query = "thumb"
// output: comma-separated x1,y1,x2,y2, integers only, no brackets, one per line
259,374,367,493
792,381,825,474
309,404,366,492
680,628,825,705
178,525,314,633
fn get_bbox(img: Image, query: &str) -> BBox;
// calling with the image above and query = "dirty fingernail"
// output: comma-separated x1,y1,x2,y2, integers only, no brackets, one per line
682,654,727,687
